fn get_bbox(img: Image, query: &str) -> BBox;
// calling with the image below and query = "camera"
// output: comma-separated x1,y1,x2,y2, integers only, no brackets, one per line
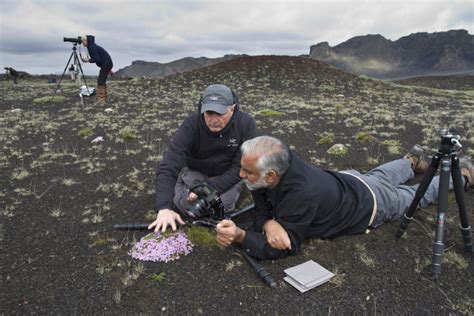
439,128,462,151
63,36,82,44
183,181,225,220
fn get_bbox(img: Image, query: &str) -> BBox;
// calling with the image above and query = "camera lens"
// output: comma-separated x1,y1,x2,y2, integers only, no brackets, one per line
184,199,207,219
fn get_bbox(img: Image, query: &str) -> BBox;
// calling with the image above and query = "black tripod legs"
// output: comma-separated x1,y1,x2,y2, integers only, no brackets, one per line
395,153,441,238
395,152,473,278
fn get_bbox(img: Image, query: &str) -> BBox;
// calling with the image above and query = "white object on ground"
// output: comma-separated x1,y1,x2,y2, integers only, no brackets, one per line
91,136,105,143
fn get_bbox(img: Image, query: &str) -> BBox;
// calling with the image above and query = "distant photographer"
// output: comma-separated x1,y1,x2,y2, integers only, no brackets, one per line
80,35,113,103
149,84,257,233
216,136,474,259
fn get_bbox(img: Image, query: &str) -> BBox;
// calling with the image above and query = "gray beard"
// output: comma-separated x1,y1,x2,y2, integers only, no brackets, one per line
244,178,269,191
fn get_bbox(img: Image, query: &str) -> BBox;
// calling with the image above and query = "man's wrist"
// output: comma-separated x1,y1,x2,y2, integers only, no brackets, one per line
234,227,246,244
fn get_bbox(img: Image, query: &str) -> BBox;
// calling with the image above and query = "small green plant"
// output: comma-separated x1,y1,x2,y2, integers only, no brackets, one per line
78,127,94,138
382,140,402,155
150,272,166,283
33,95,66,104
327,144,348,157
11,169,29,180
355,243,376,267
257,109,284,118
444,251,468,270
329,266,345,287
187,225,218,247
320,84,336,92
355,131,375,142
225,259,243,272
414,257,431,273
318,132,335,145
120,127,137,141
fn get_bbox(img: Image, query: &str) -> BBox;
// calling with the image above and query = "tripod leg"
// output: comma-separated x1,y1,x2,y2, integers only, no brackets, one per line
51,51,74,101
451,156,473,252
75,52,90,91
395,154,440,238
432,158,451,279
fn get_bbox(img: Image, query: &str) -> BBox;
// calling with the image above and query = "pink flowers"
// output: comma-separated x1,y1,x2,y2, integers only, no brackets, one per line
129,231,193,262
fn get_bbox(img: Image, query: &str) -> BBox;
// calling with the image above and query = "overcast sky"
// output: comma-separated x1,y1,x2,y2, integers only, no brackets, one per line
0,0,473,74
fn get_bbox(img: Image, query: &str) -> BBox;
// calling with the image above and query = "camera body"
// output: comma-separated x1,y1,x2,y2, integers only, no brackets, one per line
439,128,462,153
183,181,225,220
63,36,82,44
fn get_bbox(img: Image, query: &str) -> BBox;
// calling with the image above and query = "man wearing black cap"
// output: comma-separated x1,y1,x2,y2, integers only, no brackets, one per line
149,84,257,232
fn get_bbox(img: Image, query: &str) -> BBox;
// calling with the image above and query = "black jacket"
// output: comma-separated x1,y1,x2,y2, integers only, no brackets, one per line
241,152,374,259
86,35,112,68
155,93,256,211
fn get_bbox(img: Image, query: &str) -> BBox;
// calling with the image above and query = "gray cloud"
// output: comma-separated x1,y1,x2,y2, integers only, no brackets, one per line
1,0,473,74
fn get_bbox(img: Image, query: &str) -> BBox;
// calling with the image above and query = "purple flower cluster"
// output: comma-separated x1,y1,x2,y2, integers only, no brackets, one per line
129,231,193,262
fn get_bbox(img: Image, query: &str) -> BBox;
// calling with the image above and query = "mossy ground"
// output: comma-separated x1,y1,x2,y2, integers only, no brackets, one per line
1,56,473,314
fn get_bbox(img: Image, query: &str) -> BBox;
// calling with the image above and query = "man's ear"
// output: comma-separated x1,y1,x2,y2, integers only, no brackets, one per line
265,170,279,185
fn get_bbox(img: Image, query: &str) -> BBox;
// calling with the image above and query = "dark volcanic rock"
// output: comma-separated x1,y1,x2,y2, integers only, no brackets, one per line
309,29,474,79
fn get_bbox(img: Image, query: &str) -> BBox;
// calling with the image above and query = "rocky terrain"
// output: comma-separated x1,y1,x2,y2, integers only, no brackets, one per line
1,56,473,314
309,29,474,79
114,30,473,80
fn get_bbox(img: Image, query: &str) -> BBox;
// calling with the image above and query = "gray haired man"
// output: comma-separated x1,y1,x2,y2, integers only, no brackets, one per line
216,136,474,259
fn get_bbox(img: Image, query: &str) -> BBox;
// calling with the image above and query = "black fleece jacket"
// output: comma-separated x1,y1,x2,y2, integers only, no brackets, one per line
155,93,256,211
241,152,374,259
85,35,112,68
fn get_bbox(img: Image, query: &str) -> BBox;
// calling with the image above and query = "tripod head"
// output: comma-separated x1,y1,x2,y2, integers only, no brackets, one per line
438,128,462,155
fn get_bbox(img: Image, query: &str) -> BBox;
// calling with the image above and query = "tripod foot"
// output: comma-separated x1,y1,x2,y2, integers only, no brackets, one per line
460,225,473,252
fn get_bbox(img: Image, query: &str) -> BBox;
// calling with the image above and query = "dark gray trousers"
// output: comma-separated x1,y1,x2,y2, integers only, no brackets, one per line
173,167,241,213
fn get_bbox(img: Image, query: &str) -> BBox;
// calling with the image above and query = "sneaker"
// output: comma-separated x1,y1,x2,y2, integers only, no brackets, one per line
460,158,474,190
405,144,429,174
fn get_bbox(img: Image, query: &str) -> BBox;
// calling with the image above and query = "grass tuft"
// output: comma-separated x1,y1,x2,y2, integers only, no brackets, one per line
187,225,218,248
78,127,94,138
33,95,66,104
257,109,284,118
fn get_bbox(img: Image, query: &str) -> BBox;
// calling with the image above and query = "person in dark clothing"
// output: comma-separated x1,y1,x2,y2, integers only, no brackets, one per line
4,67,19,84
81,35,113,103
216,136,474,259
149,84,257,233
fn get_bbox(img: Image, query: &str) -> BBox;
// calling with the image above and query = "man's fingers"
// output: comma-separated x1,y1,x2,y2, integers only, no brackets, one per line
170,220,177,231
176,214,185,225
216,219,232,229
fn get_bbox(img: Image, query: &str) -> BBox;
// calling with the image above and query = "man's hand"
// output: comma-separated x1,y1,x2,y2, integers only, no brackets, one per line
216,219,245,247
148,209,185,233
81,56,89,63
187,192,198,202
263,219,292,250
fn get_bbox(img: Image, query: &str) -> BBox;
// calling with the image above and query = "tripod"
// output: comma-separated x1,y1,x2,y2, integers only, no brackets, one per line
52,43,91,104
395,129,473,279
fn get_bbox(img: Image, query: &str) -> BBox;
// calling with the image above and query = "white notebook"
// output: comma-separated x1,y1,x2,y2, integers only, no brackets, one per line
284,260,334,293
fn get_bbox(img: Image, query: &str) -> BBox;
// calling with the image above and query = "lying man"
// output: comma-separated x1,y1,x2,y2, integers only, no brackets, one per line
216,135,474,259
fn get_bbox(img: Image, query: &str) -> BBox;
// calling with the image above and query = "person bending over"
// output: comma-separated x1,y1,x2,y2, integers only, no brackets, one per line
81,35,113,104
216,135,474,259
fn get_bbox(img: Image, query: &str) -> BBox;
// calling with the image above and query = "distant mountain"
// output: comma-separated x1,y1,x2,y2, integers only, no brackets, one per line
309,29,474,79
115,54,247,78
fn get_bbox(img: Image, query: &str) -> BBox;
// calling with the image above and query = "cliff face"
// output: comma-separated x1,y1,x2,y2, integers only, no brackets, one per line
309,30,474,79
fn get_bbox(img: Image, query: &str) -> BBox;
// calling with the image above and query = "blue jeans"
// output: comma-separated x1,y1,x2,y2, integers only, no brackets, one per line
343,158,463,228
